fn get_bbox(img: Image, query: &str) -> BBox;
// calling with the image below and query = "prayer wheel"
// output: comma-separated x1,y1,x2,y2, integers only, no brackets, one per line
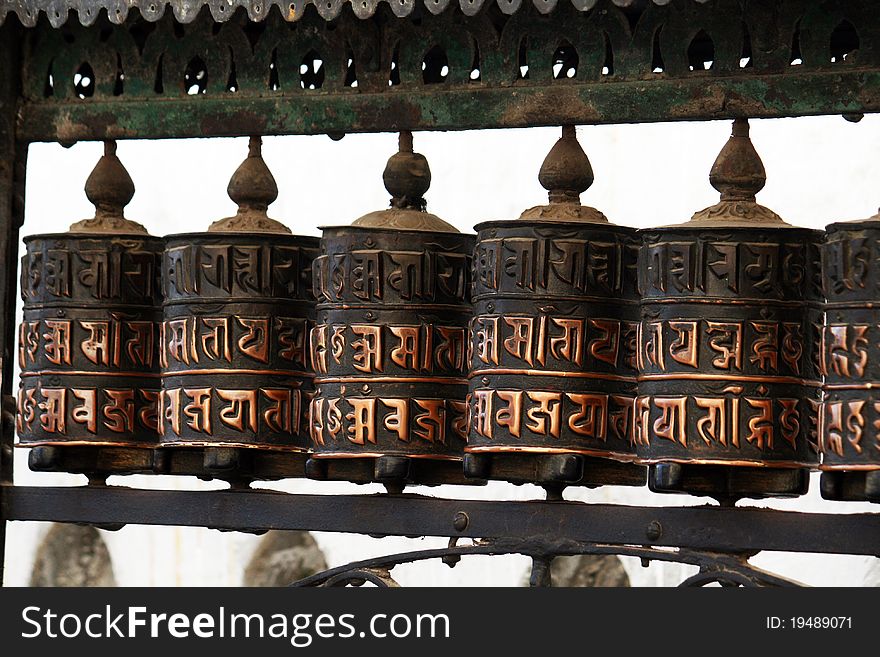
636,119,821,500
464,126,645,492
159,137,319,477
18,141,163,478
820,210,880,502
307,132,474,488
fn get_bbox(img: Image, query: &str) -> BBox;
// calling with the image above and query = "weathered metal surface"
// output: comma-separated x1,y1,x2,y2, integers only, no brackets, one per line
309,135,473,472
17,144,163,450
0,20,25,587
636,120,822,498
820,214,880,501
466,126,643,488
160,138,319,451
12,1,880,142
5,484,880,557
2,0,711,28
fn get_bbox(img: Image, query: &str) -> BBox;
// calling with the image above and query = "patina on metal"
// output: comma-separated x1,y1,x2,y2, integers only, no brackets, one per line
820,209,880,503
159,136,319,470
636,119,822,500
465,126,644,493
11,2,880,144
17,141,164,477
308,132,474,488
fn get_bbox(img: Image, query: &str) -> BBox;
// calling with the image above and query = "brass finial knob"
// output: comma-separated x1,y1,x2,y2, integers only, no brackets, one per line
351,132,458,232
208,136,291,234
540,124,594,204
688,118,787,226
69,140,148,234
709,118,766,202
519,125,607,223
383,130,431,211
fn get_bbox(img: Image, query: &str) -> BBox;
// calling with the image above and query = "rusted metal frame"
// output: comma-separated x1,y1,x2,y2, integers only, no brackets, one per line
0,22,27,587
16,68,880,142
292,541,802,587
4,484,880,557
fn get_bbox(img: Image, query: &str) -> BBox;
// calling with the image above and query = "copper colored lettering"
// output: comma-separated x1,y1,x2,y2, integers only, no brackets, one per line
351,325,383,373
495,390,523,438
39,388,67,434
43,320,71,366
525,391,562,438
217,389,259,433
568,393,608,440
382,398,410,442
346,398,377,445
71,388,97,433
182,388,213,434
103,389,135,433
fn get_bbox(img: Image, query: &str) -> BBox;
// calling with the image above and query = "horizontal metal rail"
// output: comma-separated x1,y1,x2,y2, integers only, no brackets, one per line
18,70,880,143
3,484,878,556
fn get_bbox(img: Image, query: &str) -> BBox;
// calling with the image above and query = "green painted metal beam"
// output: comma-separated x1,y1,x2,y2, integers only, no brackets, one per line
17,69,880,143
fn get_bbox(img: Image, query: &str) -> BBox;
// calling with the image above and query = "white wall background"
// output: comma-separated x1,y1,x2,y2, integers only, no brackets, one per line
5,116,880,586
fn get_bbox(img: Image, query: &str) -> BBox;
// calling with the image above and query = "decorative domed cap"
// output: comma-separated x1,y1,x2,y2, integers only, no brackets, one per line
519,125,608,223
208,136,291,234
687,118,788,227
352,131,458,233
69,141,148,234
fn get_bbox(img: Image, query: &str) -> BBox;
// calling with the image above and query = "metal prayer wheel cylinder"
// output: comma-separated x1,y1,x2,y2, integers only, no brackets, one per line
465,126,645,489
159,137,319,456
17,142,163,468
820,214,880,503
636,119,820,500
308,133,473,484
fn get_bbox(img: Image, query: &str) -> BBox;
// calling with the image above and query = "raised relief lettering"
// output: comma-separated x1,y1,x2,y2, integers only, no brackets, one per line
589,319,620,367
217,389,259,433
201,317,232,362
550,319,584,366
495,390,523,438
182,388,212,434
749,322,778,372
568,393,607,440
139,390,159,432
125,321,154,368
346,398,377,445
414,399,445,444
350,251,383,301
39,388,67,434
71,389,97,433
310,325,328,375
43,320,71,366
103,389,135,433
778,399,801,450
329,326,346,366
474,317,500,366
668,321,699,369
525,392,562,438
351,325,382,373
706,322,742,370
745,398,774,450
237,318,270,363
382,398,409,442
653,397,686,446
503,317,535,366
263,389,293,433
390,326,420,370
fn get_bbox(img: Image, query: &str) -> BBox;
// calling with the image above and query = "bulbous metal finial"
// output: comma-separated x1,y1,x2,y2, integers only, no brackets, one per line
351,132,458,232
69,140,148,234
689,118,787,226
519,125,608,223
383,131,431,211
208,136,291,234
